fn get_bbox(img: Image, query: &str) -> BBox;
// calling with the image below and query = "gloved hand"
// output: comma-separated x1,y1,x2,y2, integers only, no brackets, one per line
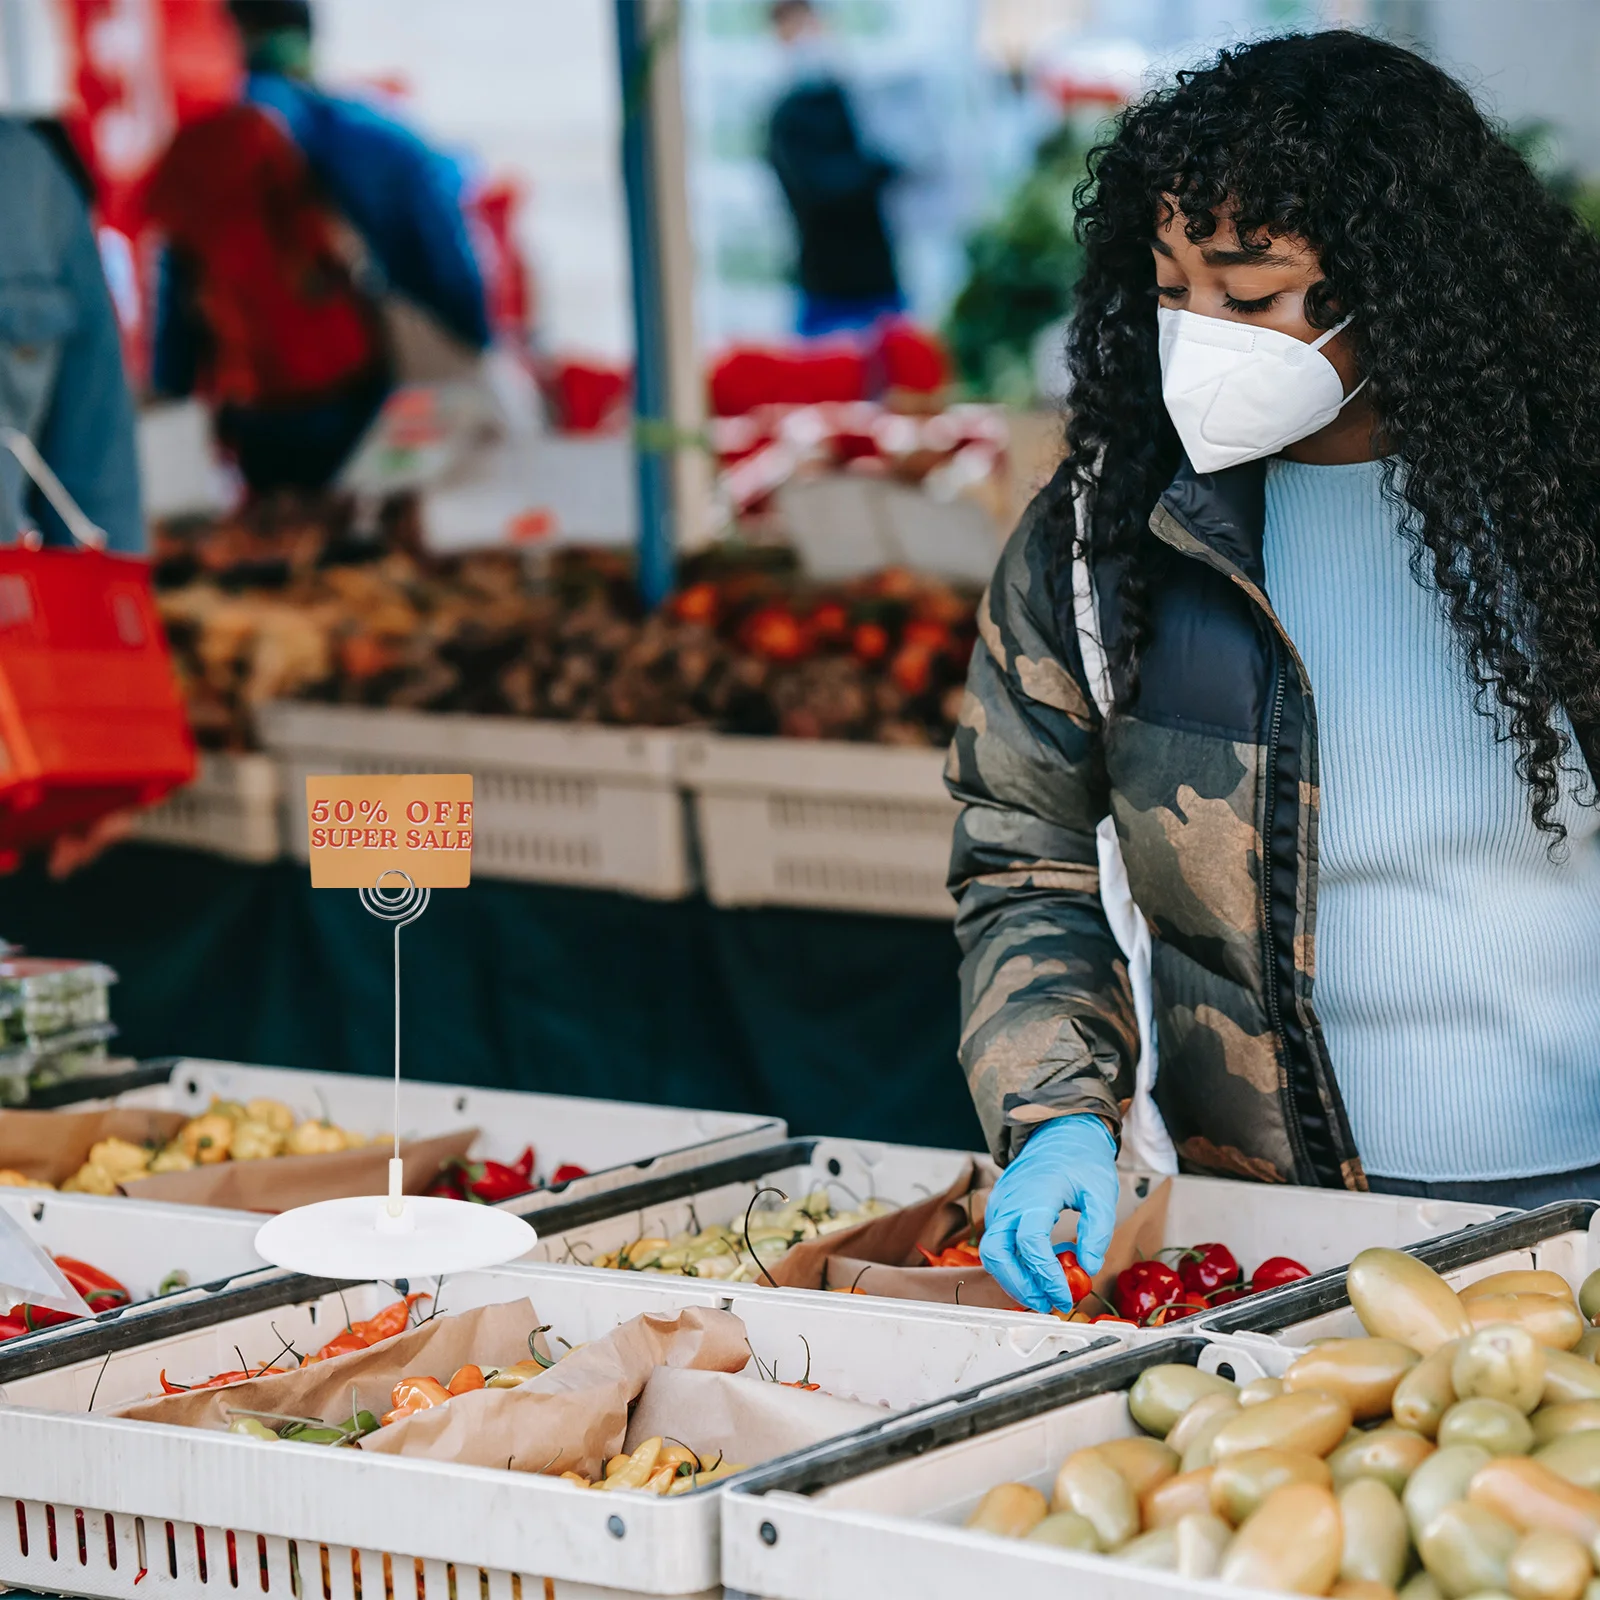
979,1114,1119,1315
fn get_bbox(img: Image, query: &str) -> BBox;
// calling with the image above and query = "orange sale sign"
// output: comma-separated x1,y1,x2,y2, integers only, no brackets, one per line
305,775,473,888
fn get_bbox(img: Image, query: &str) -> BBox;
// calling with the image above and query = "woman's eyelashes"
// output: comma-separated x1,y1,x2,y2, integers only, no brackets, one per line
1154,282,1285,315
1222,291,1284,314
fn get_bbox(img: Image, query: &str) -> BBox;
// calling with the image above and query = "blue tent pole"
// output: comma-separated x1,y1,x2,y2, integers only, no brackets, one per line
615,0,675,610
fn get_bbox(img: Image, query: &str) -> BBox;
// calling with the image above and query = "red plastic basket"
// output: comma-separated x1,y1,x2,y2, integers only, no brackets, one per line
0,431,195,859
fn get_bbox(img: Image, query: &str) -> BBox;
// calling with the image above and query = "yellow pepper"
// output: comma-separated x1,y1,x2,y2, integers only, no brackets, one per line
0,1169,52,1189
85,1138,151,1181
178,1114,234,1164
62,1164,116,1195
286,1120,346,1156
599,1438,661,1491
147,1144,195,1173
245,1098,295,1134
229,1119,284,1161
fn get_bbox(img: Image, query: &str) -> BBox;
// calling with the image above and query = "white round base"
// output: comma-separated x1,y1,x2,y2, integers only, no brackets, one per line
254,1196,538,1280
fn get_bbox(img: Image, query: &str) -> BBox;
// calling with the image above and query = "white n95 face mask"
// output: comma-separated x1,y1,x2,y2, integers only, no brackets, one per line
1157,306,1363,473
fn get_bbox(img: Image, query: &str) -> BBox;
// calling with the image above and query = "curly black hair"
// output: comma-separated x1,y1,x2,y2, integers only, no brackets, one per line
1063,29,1600,838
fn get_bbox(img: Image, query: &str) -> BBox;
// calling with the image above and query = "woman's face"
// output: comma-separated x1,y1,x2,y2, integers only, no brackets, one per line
1151,203,1359,392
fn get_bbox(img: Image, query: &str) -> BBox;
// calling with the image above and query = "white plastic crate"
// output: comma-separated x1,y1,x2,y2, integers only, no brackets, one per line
523,1137,1497,1307
0,1261,1122,1600
259,701,692,897
132,753,282,863
680,734,957,918
722,1206,1597,1600
0,1189,263,1303
106,1057,785,1214
722,1337,1286,1600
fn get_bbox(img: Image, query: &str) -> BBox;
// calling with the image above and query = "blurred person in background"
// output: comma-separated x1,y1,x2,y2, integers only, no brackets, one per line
956,31,1600,1313
767,0,903,339
148,0,490,496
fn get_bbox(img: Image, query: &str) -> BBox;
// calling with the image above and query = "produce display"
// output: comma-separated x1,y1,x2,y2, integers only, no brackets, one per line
964,1247,1600,1597
589,1189,897,1282
34,1098,373,1194
152,497,977,751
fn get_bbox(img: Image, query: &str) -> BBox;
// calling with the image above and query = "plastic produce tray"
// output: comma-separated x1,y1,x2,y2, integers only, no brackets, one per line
0,1262,1126,1600
132,753,282,863
104,1057,785,1213
1198,1197,1599,1348
513,1139,1498,1312
721,1204,1600,1600
679,733,956,919
260,701,691,897
722,1336,1288,1600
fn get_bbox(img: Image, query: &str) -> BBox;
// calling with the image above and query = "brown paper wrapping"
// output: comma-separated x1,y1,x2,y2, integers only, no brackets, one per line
362,1305,751,1475
764,1160,981,1291
123,1128,477,1212
116,1299,543,1432
623,1365,885,1464
123,1295,759,1483
767,1165,1176,1317
0,1108,475,1213
0,1107,189,1183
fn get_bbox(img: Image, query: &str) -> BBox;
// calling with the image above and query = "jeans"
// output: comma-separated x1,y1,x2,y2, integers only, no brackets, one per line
1367,1163,1600,1208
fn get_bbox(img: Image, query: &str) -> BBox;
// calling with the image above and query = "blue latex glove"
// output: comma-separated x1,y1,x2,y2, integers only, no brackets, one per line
980,1115,1119,1315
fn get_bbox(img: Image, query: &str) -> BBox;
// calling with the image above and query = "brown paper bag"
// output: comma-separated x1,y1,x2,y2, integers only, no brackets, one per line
117,1298,542,1432
623,1365,885,1466
122,1128,477,1212
765,1160,980,1291
0,1107,188,1183
362,1305,751,1476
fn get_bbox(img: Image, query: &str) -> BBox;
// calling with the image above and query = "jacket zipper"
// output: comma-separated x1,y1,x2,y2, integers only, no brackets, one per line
1259,637,1311,1181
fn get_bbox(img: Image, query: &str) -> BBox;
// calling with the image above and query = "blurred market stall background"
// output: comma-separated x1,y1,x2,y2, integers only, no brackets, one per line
2,0,1598,1147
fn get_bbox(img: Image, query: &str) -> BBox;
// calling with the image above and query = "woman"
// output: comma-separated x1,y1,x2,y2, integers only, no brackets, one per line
954,30,1600,1314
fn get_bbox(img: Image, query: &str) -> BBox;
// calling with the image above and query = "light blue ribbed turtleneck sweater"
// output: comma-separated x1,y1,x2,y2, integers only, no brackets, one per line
1262,457,1600,1181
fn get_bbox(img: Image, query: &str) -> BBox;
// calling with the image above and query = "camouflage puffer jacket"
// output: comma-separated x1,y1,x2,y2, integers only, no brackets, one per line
947,456,1364,1190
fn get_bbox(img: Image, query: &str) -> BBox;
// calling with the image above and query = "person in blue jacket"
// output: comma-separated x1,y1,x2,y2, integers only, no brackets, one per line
151,0,490,493
0,120,141,554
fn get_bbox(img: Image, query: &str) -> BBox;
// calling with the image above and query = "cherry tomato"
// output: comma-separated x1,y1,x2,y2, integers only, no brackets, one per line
1055,1246,1093,1305
1177,1242,1242,1298
1250,1256,1312,1293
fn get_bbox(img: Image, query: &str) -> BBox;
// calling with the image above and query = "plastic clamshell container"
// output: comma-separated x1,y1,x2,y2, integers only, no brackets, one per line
0,1262,1127,1600
0,1189,263,1309
260,701,691,897
105,1057,785,1212
721,1335,1292,1600
517,1139,1499,1309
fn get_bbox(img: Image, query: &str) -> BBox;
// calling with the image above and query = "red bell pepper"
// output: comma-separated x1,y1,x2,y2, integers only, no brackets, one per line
550,1163,587,1186
1114,1259,1185,1323
1175,1242,1241,1299
1250,1256,1312,1293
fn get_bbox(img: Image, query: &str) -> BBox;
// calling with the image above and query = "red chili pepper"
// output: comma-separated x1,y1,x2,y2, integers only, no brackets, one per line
464,1160,534,1204
20,1304,77,1332
1176,1243,1241,1299
161,1365,288,1394
549,1163,587,1185
1114,1259,1184,1323
0,1313,29,1342
52,1257,131,1308
306,1291,430,1363
1055,1247,1094,1305
1251,1256,1312,1293
512,1146,536,1183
